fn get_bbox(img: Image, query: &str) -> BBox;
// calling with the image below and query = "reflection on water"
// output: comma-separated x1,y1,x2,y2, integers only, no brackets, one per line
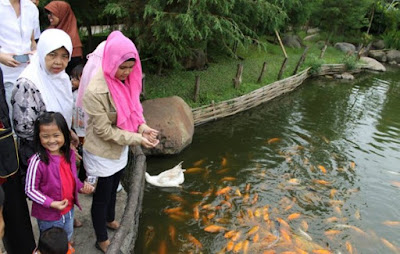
135,67,400,253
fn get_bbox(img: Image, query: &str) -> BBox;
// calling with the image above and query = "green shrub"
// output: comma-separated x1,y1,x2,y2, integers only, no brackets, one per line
382,30,400,50
342,55,358,70
305,55,324,75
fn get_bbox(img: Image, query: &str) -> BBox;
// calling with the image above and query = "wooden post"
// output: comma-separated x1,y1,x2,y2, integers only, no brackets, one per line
233,63,243,89
277,57,288,80
292,47,309,75
319,44,328,59
193,75,200,102
257,62,267,83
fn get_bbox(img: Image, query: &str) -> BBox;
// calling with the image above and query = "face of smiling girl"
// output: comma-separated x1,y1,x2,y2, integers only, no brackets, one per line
39,122,65,155
45,47,69,74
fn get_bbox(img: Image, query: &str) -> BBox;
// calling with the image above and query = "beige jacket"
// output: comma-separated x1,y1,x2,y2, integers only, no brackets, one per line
83,69,145,159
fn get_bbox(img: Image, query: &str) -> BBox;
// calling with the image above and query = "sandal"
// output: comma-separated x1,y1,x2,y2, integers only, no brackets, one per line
106,221,120,230
95,240,109,253
73,218,83,228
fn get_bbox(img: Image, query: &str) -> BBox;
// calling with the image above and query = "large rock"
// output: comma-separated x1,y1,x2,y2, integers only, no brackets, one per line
282,35,303,48
360,56,386,72
142,96,194,155
368,50,387,62
372,40,385,50
333,72,354,80
386,49,400,64
306,28,320,34
334,42,356,54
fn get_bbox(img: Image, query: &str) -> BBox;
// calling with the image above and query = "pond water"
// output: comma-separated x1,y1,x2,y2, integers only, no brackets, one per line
135,66,400,254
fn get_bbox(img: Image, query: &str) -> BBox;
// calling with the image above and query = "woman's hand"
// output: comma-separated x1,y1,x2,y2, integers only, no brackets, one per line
0,52,20,67
70,130,79,147
50,199,68,211
142,126,159,144
141,136,159,148
80,181,95,194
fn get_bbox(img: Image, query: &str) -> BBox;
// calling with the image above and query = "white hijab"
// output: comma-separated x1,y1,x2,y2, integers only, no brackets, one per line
19,29,73,128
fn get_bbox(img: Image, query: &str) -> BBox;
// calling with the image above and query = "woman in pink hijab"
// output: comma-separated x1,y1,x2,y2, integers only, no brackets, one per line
82,31,159,252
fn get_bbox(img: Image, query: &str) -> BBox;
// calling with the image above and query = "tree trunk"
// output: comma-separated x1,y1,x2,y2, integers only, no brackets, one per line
193,75,200,102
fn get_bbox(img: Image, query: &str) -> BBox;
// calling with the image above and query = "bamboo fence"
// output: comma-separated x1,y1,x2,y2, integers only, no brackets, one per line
192,64,362,126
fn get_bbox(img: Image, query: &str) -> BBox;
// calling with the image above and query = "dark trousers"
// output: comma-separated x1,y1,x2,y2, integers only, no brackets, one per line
91,169,124,242
2,171,36,254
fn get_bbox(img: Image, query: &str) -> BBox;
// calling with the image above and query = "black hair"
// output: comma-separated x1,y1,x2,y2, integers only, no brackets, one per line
125,58,136,62
33,112,71,165
0,186,4,207
70,64,84,80
38,227,68,254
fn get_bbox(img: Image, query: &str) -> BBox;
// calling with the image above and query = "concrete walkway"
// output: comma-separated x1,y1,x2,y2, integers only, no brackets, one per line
0,190,127,254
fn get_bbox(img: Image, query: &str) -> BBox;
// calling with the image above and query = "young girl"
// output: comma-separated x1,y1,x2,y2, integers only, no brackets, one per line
25,112,94,245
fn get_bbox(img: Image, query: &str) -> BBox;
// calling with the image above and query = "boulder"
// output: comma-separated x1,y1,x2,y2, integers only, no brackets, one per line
306,28,320,34
372,40,385,50
334,42,356,54
142,96,194,155
360,57,386,72
333,72,354,80
282,35,303,48
303,34,319,41
182,49,208,70
368,50,387,62
386,49,400,64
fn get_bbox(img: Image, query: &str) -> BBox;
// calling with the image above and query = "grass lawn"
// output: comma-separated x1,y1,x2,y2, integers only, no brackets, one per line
143,40,348,108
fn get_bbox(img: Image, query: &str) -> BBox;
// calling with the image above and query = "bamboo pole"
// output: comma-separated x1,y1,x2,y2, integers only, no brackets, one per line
141,73,146,99
275,30,288,58
233,63,243,89
292,47,309,75
257,62,267,83
193,75,200,102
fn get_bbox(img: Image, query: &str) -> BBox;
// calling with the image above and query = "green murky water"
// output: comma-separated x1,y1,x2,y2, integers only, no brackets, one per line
135,66,400,254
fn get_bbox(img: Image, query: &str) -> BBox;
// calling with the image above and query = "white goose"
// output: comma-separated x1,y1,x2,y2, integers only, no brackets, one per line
145,161,186,187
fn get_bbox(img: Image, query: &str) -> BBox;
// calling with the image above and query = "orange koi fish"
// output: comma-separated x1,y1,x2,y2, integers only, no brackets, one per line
383,220,400,226
329,200,344,206
202,204,214,210
350,161,356,170
185,167,204,174
317,165,327,174
164,207,183,214
168,214,185,221
245,183,251,192
312,250,332,254
391,181,400,188
168,194,185,202
158,240,167,254
221,157,228,167
330,189,337,198
267,137,281,144
321,136,330,144
295,247,308,254
226,240,235,251
288,178,301,185
193,206,200,221
288,213,301,221
207,212,216,220
326,217,339,223
243,193,250,203
144,226,155,248
204,225,227,233
247,225,259,236
216,186,231,195
381,238,398,252
187,234,202,249
193,159,205,167
235,188,242,196
168,225,176,245
220,176,236,182
280,228,292,244
243,240,250,254
202,188,214,197
247,209,254,219
253,233,259,243
232,231,241,241
333,206,342,215
354,209,361,220
263,251,276,254
277,217,290,229
224,230,237,239
301,220,309,231
324,230,341,236
251,193,259,205
220,200,232,208
345,241,353,254
189,191,203,195
313,179,331,185
233,241,243,253
216,168,229,174
254,208,262,218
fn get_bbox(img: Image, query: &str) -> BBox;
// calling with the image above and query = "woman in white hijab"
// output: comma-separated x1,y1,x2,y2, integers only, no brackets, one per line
11,28,77,180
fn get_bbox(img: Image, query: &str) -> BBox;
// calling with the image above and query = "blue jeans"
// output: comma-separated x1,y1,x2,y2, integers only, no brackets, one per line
37,208,74,241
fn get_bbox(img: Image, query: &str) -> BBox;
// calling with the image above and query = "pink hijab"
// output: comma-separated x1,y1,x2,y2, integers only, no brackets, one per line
102,31,144,132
